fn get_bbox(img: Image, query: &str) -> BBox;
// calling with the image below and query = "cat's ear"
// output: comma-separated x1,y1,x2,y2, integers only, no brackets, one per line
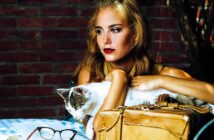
56,88,70,100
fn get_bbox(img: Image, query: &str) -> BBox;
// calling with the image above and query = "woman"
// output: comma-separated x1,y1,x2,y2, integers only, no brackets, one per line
74,0,214,138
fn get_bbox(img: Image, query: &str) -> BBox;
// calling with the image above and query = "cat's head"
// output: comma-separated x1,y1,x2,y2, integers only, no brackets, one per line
57,87,91,108
57,86,93,121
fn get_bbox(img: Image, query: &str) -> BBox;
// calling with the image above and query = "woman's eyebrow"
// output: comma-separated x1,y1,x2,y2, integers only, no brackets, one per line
95,24,123,29
95,26,102,29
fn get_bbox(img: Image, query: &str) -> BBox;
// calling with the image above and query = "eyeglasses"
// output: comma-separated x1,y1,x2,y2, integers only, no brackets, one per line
27,127,77,140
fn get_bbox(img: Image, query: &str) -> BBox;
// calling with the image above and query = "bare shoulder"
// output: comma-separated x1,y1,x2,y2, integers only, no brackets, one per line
160,66,192,79
77,66,91,85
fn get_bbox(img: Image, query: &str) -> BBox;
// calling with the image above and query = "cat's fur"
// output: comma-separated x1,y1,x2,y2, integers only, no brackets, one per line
57,81,176,121
57,81,213,139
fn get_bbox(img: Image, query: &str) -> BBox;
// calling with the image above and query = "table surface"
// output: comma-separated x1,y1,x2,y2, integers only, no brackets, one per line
0,118,88,140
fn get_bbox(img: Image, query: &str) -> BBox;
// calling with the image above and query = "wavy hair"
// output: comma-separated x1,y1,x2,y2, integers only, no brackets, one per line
75,0,150,82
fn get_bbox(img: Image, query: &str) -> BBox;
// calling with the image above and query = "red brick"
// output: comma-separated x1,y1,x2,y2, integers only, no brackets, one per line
18,18,58,28
17,86,54,96
19,41,40,50
40,41,59,50
0,64,17,74
0,52,38,62
17,0,55,4
152,42,175,51
58,40,87,50
0,41,17,50
149,18,176,29
1,76,40,85
19,41,61,50
0,110,18,118
19,63,54,73
0,0,16,4
154,53,189,64
148,6,173,17
137,0,165,6
152,42,187,53
58,106,67,116
58,0,70,5
16,7,40,16
152,30,179,41
59,18,88,28
56,63,78,73
41,30,78,39
78,28,87,39
18,30,41,40
18,108,56,118
0,30,40,40
71,0,94,4
0,29,18,40
41,7,78,16
43,75,72,84
40,52,78,62
19,40,60,51
0,18,16,28
76,51,86,60
0,6,40,16
80,7,95,17
0,98,37,107
0,87,17,96
37,97,62,106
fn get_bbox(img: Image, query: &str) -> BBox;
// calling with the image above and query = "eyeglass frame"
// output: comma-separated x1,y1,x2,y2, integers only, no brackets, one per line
26,126,77,140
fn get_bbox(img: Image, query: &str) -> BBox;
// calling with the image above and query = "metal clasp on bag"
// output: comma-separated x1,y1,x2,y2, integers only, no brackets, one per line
141,106,150,111
140,103,158,111
117,106,126,114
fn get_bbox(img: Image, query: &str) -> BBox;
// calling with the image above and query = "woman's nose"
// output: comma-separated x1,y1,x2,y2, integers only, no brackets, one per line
103,31,111,44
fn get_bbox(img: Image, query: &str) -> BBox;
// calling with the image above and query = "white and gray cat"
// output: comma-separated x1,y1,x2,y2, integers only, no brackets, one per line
57,81,213,139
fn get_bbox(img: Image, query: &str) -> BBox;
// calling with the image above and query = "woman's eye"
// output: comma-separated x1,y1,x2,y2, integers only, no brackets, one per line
111,28,121,33
95,29,102,35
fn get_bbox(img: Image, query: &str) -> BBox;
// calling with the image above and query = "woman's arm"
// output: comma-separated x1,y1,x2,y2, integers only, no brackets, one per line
131,66,214,104
77,68,129,136
93,69,129,133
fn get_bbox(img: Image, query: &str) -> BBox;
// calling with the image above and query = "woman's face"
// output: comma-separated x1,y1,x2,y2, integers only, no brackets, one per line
95,7,134,62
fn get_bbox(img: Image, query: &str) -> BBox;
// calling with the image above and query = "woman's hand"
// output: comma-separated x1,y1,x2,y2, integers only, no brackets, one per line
131,75,163,91
131,66,192,91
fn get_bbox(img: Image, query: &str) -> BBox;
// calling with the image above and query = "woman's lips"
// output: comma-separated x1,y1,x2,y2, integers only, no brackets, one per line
104,48,115,54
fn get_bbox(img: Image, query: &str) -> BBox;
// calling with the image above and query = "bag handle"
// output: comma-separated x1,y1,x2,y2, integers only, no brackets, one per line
97,107,125,131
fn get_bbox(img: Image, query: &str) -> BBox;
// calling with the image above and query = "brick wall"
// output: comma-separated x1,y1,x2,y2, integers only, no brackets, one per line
0,0,189,119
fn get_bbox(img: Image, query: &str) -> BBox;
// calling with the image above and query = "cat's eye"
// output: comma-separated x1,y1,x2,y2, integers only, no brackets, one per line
69,88,89,110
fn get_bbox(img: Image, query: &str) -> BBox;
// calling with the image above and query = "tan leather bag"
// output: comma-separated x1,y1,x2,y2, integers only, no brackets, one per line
96,102,211,140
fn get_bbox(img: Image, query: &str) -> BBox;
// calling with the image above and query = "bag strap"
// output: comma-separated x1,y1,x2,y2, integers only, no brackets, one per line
157,101,210,114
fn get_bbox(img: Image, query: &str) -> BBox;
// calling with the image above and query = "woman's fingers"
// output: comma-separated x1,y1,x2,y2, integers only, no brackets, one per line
131,76,145,86
131,75,161,91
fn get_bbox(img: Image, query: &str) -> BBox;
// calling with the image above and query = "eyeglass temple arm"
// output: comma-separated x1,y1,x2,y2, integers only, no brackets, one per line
26,128,38,140
70,131,77,140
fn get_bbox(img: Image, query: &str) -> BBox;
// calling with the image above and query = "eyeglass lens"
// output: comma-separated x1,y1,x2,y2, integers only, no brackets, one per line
39,127,55,139
60,129,76,140
38,127,76,140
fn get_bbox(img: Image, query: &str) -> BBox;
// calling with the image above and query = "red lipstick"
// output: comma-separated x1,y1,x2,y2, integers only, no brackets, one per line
104,48,115,54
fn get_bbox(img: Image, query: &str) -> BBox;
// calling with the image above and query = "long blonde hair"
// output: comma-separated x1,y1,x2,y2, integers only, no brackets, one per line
75,0,149,82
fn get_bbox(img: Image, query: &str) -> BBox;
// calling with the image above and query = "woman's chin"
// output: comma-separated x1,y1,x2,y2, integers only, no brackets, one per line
105,58,116,62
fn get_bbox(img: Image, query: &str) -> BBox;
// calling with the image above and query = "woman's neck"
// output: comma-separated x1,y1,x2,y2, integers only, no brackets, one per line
108,58,134,74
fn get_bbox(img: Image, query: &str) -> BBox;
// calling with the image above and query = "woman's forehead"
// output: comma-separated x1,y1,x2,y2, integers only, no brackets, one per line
95,7,128,27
